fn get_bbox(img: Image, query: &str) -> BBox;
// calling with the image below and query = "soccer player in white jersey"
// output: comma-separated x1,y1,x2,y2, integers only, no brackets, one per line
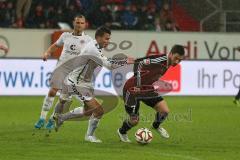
53,26,134,143
34,15,93,130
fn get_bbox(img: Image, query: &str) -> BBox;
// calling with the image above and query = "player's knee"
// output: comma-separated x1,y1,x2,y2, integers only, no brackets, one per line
92,106,104,118
83,107,93,116
129,115,139,126
59,94,72,104
59,98,67,104
43,104,51,111
156,103,170,114
163,108,170,114
97,107,104,117
48,88,58,97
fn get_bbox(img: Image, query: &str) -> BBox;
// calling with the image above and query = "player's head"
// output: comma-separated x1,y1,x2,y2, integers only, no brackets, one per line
95,26,111,48
168,45,185,67
73,15,86,33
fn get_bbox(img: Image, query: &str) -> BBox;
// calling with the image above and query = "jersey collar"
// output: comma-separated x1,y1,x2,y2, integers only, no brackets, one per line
72,31,85,36
94,40,103,50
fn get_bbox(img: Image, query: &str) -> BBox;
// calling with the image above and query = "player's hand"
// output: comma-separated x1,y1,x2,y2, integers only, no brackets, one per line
42,52,50,61
127,56,135,64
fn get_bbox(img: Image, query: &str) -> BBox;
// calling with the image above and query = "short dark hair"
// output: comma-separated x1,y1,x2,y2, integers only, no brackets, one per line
171,45,185,56
95,26,111,38
74,14,85,19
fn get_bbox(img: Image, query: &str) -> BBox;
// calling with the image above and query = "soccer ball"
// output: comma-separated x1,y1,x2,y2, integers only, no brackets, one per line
135,128,153,144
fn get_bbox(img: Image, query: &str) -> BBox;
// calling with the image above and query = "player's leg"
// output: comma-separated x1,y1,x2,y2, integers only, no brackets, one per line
68,84,104,142
51,85,74,130
84,98,104,143
53,96,86,131
46,82,73,130
58,98,96,123
118,91,140,142
46,95,71,130
55,98,101,125
34,87,58,129
46,65,69,129
143,97,170,138
35,68,65,129
233,88,240,106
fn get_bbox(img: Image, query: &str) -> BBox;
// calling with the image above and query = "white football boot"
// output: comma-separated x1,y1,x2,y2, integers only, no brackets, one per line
85,135,102,143
155,127,170,139
117,129,131,143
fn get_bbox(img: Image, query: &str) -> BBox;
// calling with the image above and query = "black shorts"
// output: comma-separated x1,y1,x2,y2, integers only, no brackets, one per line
124,96,164,116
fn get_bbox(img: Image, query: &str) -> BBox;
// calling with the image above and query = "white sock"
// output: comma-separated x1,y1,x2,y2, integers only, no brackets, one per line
70,107,84,114
86,115,100,136
49,101,62,119
60,107,84,121
40,96,54,119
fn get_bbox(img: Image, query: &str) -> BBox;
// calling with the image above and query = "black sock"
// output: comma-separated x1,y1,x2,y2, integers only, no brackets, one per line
119,120,133,134
152,112,168,129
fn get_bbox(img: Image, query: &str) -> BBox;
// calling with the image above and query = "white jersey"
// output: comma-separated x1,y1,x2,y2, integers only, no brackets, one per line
55,32,92,68
67,40,127,85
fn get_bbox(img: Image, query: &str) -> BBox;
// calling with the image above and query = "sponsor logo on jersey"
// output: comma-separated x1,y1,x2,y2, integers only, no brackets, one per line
70,44,76,51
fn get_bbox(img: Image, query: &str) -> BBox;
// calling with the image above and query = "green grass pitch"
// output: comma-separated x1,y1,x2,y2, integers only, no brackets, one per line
0,96,239,160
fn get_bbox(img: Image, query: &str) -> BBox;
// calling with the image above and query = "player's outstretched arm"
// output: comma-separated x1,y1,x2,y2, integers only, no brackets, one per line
87,50,131,69
111,53,135,64
127,56,135,64
42,44,59,61
42,32,65,61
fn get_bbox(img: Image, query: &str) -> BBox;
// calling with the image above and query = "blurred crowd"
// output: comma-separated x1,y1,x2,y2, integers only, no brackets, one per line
0,0,179,31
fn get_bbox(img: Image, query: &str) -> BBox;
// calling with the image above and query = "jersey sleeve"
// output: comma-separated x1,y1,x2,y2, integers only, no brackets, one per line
55,32,66,47
134,55,167,73
134,55,167,86
84,46,127,70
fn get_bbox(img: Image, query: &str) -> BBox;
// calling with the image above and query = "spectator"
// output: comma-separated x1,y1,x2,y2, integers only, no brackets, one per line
45,6,56,28
0,0,178,31
136,5,148,30
155,18,162,32
54,7,66,26
0,1,15,27
158,2,173,30
145,5,156,30
16,0,32,27
121,4,138,29
33,4,45,28
164,19,180,31
88,5,113,28
65,4,81,27
110,4,124,29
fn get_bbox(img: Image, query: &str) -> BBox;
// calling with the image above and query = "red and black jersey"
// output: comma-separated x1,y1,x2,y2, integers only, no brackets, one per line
123,54,169,92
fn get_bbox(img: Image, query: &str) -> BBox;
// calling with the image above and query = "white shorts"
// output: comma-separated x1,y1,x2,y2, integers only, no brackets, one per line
62,77,94,101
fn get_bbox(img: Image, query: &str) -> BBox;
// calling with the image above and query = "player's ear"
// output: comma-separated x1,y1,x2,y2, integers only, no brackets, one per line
168,52,172,58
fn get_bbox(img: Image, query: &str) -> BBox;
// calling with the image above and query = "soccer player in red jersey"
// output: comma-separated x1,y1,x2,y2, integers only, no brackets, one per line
117,45,185,142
